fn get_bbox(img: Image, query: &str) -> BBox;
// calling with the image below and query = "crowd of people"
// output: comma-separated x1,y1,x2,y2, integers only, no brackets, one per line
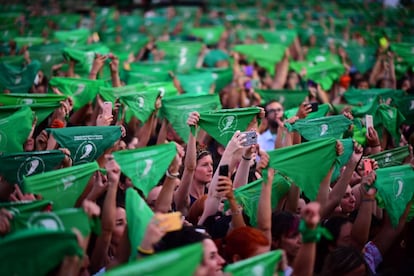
1,0,414,275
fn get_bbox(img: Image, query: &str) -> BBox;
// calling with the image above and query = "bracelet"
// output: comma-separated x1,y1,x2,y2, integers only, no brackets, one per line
242,155,252,161
299,219,333,244
137,246,154,255
166,170,179,179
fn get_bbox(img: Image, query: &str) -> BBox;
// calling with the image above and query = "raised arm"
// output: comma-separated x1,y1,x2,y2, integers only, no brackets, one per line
108,54,121,87
154,143,184,213
257,168,274,243
90,155,121,273
233,143,256,189
173,112,199,215
321,143,362,219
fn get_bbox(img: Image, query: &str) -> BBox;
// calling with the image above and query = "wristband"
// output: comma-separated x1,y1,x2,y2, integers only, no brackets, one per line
299,219,333,243
242,155,252,161
166,170,179,179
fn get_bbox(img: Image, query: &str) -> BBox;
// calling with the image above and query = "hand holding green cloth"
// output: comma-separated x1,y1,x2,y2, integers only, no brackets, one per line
344,45,376,74
343,88,404,106
232,43,286,75
267,137,338,201
256,89,308,110
0,150,65,186
160,94,222,143
224,250,283,276
0,199,52,214
368,145,410,168
225,174,290,227
0,103,60,126
0,59,41,93
0,93,67,105
100,84,161,124
198,67,233,93
107,243,202,275
125,187,154,260
285,115,353,141
290,60,344,90
374,104,406,144
122,61,173,84
47,126,122,165
332,138,354,183
28,43,66,78
0,228,83,276
49,77,107,110
10,208,99,237
189,26,225,45
177,71,215,94
113,143,177,197
374,164,414,227
284,103,331,120
203,49,229,68
393,94,414,124
0,106,33,153
23,161,99,210
195,107,261,146
62,44,110,78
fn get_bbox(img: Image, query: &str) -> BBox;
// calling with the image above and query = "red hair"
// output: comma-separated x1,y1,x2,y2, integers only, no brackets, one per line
222,226,269,263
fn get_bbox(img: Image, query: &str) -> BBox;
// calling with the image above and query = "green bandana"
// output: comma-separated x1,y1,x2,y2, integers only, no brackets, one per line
0,150,65,186
23,161,99,210
290,60,344,90
123,61,173,84
374,104,405,144
0,229,83,276
198,67,233,93
106,243,203,276
49,77,107,110
177,71,215,94
27,43,66,78
203,49,229,68
0,199,51,214
160,94,222,143
232,43,286,75
256,89,308,110
47,126,122,165
62,44,110,78
285,115,353,141
0,103,60,126
189,26,225,45
14,37,45,48
0,106,33,153
374,164,414,227
344,88,404,106
345,45,376,74
10,208,98,237
0,60,41,93
195,107,261,146
113,143,177,197
125,187,154,260
268,137,338,201
100,85,160,124
224,250,282,276
393,94,414,124
54,28,90,46
368,145,410,168
226,175,290,227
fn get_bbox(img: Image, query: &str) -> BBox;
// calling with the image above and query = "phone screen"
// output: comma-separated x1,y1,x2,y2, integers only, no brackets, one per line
219,164,229,177
155,212,183,232
103,101,112,117
365,115,373,129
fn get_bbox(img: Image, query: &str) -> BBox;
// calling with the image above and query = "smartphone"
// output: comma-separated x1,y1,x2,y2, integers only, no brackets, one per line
365,114,373,129
155,212,183,232
219,164,229,177
363,159,372,176
103,101,112,117
310,102,319,112
241,131,257,147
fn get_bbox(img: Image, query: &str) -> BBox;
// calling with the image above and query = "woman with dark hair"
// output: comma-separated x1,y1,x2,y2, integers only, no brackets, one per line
320,246,371,276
